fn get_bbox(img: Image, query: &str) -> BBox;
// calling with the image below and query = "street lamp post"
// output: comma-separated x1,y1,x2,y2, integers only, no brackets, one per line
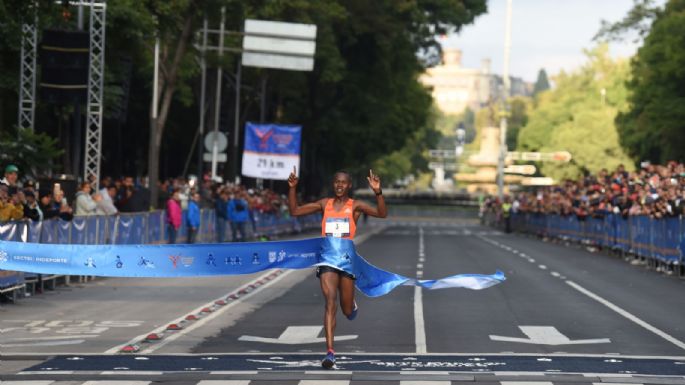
497,0,513,199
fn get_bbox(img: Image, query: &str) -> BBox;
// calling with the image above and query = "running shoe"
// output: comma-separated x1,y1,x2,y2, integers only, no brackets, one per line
346,301,358,321
321,351,335,369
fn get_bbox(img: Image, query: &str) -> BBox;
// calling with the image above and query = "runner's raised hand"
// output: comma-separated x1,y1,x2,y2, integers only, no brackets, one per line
288,166,299,188
367,169,381,193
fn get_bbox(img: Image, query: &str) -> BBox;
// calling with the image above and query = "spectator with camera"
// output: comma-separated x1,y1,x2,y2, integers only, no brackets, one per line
74,182,102,216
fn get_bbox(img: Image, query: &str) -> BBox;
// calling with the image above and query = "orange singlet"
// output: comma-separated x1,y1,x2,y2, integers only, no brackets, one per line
321,198,356,239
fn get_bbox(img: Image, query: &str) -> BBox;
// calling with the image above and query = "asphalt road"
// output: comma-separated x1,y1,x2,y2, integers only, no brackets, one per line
2,212,685,384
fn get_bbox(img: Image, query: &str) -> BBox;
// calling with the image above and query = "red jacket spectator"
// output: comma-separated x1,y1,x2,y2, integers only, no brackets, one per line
165,195,182,230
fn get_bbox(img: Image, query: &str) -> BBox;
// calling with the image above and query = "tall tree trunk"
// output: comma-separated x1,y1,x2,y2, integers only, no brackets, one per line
148,14,194,209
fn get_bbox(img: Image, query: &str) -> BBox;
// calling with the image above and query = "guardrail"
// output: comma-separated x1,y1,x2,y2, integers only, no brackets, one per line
0,209,322,301
487,212,684,275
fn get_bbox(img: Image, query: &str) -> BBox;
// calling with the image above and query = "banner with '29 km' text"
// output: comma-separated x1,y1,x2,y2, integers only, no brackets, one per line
242,122,302,180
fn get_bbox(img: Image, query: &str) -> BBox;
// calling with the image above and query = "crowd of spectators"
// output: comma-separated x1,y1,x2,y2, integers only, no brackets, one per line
484,162,685,220
0,164,294,242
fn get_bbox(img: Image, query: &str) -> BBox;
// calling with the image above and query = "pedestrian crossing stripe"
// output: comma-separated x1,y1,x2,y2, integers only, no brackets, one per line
0,381,653,385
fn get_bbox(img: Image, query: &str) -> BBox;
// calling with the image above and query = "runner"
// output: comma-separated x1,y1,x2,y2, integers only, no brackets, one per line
287,167,387,369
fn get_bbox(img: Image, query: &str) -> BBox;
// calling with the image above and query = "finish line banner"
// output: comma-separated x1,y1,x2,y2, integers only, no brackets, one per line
0,238,504,297
242,122,301,180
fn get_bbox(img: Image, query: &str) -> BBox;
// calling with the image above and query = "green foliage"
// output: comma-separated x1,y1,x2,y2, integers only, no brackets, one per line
0,0,487,195
615,0,685,163
0,128,63,177
532,69,550,97
595,0,661,42
517,45,634,181
506,97,530,150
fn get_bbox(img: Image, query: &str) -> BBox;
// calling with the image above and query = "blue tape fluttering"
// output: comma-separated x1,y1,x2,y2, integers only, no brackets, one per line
0,237,505,297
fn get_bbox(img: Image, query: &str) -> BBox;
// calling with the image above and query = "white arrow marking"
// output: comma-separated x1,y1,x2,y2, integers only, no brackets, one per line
239,326,357,345
489,326,610,345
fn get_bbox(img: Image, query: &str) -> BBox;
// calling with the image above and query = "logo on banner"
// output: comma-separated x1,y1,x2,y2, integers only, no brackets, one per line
182,257,194,267
225,256,242,265
0,250,7,263
255,127,274,149
278,250,286,262
206,253,217,267
85,257,97,268
169,255,181,268
273,133,293,147
268,251,277,263
252,252,261,264
138,256,155,268
115,256,123,268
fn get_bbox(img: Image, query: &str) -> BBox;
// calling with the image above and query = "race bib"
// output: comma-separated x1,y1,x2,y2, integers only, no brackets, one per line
325,218,350,237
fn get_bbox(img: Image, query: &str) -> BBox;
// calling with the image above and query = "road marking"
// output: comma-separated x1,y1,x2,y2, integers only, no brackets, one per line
83,382,151,385
415,227,427,354
0,339,88,348
198,381,252,385
566,280,685,350
538,265,547,270
0,381,55,385
400,381,450,385
501,382,554,385
239,325,357,344
489,326,610,345
108,227,386,354
299,381,349,385
137,270,295,354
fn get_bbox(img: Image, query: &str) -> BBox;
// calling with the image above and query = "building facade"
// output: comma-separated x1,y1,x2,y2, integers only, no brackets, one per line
420,48,530,116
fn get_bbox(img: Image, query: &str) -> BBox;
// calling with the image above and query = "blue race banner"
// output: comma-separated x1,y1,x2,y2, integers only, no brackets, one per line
242,122,302,180
0,237,505,297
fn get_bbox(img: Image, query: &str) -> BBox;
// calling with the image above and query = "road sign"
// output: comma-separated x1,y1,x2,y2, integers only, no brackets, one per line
238,325,357,344
429,149,456,159
507,151,572,163
242,19,317,71
203,153,226,162
428,162,458,171
204,132,228,153
504,164,536,175
489,326,610,345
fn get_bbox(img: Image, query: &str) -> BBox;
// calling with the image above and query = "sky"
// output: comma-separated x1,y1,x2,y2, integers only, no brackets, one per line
442,0,661,82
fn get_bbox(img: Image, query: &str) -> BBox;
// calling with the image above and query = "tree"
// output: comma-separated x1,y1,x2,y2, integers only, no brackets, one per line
614,0,685,163
0,129,63,178
517,45,633,181
506,96,530,150
0,0,489,200
594,0,662,42
532,69,550,97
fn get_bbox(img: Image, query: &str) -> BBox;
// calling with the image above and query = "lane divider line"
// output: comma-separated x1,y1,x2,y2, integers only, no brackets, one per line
566,280,685,351
415,227,427,354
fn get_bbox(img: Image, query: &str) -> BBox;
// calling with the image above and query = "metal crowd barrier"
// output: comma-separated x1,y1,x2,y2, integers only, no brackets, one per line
506,212,683,272
0,209,322,300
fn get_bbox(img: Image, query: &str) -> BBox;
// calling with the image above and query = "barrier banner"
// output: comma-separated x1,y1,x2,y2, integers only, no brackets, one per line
241,122,302,180
0,237,505,297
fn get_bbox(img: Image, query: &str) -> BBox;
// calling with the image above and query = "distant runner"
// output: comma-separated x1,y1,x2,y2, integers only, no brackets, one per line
287,167,387,368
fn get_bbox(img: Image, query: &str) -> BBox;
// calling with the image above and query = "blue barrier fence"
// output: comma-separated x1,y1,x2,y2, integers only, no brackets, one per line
0,209,322,291
509,213,683,266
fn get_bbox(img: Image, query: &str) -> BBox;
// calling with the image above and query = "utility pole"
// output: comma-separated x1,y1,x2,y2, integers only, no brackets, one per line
497,0,513,199
210,6,226,181
196,16,208,179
